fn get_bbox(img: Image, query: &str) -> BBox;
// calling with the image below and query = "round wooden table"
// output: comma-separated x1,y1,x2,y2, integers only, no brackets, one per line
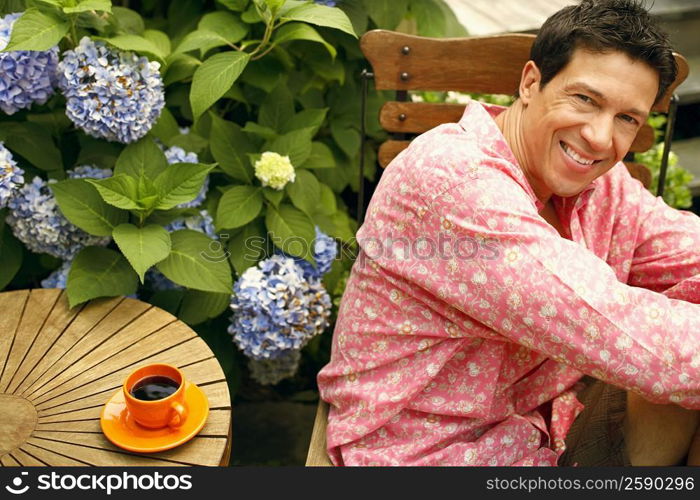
0,288,232,466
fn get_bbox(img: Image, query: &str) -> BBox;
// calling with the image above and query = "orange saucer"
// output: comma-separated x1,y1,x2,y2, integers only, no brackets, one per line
100,382,209,453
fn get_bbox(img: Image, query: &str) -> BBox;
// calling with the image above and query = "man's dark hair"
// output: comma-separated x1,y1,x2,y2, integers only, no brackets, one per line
528,0,677,104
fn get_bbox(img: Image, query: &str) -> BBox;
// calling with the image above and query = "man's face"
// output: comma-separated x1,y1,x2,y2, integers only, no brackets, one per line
518,47,659,202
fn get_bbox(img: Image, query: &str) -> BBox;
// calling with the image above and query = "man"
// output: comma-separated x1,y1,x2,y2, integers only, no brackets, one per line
317,0,700,466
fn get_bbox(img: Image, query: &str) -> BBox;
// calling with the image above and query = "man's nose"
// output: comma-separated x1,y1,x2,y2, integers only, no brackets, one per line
581,113,614,152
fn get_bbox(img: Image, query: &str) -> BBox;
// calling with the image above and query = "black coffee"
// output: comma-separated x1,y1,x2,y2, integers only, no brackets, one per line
130,375,180,401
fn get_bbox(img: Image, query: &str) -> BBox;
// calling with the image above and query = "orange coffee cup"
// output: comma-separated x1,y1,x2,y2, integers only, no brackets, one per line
123,363,188,429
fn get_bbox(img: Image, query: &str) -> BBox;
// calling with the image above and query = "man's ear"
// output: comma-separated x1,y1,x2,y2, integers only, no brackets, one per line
519,61,541,105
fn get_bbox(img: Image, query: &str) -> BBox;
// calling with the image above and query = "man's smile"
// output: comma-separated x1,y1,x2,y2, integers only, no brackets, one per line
560,141,602,167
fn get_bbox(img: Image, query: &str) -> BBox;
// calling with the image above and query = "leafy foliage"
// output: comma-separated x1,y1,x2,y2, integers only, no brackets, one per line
0,0,462,398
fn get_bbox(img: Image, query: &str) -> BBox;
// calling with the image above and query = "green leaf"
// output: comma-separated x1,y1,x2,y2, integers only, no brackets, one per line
143,29,171,57
174,29,230,55
318,182,337,215
228,219,266,276
408,0,446,37
436,0,468,37
273,22,336,59
67,247,138,308
190,51,250,121
330,122,360,158
216,185,263,230
0,223,22,290
241,3,262,23
164,53,200,86
149,107,180,144
286,169,320,216
280,3,356,38
63,0,111,14
265,203,315,262
156,229,232,293
3,122,62,172
51,179,128,237
154,162,216,210
114,136,168,180
30,0,63,7
2,8,69,52
338,0,368,36
218,0,248,11
302,141,335,169
259,83,295,133
262,186,284,207
111,6,144,35
101,34,166,63
178,289,230,325
304,46,344,84
199,10,248,45
264,0,285,14
86,175,141,211
148,289,184,316
209,115,254,183
362,0,408,29
112,223,172,283
242,121,278,141
282,108,328,135
167,132,208,154
267,128,314,166
144,207,189,226
239,57,284,92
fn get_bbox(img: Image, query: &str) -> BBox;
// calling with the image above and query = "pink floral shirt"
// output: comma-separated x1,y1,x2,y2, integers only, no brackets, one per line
317,100,700,466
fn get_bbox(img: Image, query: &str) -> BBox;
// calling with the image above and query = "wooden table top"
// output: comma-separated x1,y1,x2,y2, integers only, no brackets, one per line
0,288,232,466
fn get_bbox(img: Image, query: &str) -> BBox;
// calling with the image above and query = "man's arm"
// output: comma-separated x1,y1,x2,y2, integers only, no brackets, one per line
368,163,700,409
626,175,700,302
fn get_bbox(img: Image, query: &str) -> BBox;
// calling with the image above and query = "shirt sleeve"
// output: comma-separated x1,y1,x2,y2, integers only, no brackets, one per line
369,161,700,409
625,175,700,302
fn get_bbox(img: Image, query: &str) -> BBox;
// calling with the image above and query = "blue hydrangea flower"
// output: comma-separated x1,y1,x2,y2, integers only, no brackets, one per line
0,13,59,115
277,226,338,280
6,166,112,259
314,0,337,6
228,254,332,360
41,260,71,289
66,164,113,180
163,145,208,208
165,209,216,239
0,142,23,209
248,349,301,386
56,37,165,144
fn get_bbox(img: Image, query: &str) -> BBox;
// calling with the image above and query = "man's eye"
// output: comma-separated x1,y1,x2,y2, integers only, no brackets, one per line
619,114,638,125
576,94,592,103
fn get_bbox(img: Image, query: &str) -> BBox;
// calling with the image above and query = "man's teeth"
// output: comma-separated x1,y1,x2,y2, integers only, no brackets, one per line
562,142,595,165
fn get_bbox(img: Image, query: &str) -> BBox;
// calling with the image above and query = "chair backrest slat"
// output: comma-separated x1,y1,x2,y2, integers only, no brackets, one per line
361,30,689,113
361,31,532,95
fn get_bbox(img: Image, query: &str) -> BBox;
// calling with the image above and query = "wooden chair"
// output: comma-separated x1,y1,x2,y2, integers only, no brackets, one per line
306,29,690,467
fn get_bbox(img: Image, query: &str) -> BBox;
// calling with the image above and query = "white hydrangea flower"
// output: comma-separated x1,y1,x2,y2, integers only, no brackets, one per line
254,151,295,190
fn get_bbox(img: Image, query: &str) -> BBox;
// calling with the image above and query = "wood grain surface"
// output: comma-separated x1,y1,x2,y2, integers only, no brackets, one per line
0,289,231,467
361,30,688,112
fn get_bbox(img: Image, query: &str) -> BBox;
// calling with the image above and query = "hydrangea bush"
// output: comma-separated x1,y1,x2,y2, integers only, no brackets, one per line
0,0,465,395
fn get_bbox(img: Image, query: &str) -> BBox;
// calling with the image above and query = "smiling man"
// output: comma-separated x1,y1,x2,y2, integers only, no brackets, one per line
318,0,700,466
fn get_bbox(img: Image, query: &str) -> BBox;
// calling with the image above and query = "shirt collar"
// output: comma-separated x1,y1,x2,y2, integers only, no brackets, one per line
458,99,600,211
